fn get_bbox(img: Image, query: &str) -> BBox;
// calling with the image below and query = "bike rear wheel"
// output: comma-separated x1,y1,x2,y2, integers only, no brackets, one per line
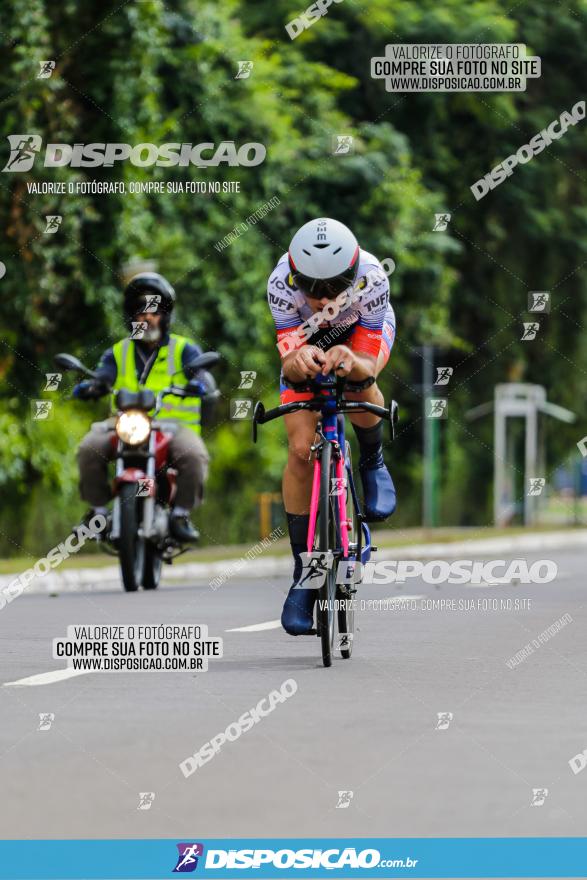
317,441,337,668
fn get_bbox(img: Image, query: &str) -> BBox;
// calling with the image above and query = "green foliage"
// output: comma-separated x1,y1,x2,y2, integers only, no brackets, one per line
0,0,586,553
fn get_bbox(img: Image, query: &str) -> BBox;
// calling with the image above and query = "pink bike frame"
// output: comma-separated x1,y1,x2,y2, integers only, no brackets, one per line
307,446,350,557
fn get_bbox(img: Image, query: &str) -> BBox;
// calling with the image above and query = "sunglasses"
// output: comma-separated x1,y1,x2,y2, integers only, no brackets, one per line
293,272,356,301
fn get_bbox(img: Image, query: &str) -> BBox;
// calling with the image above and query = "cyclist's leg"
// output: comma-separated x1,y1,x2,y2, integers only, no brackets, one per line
283,409,318,516
281,407,320,635
345,317,396,520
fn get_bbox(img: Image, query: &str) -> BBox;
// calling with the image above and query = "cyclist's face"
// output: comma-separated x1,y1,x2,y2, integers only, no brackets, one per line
305,293,337,312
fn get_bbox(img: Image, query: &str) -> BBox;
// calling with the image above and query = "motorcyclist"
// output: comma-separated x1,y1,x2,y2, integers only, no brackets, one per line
74,272,215,542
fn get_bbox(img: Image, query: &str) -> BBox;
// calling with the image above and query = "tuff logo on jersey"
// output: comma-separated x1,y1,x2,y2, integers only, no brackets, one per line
269,292,294,310
365,292,388,312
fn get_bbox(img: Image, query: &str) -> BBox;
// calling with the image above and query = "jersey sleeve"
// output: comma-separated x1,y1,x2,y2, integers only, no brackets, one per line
267,265,304,357
349,267,390,357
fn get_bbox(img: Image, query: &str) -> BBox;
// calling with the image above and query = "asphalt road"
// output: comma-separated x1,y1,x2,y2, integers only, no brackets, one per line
1,544,587,848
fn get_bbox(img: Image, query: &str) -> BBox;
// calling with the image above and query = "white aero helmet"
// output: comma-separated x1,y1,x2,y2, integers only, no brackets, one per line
288,217,360,299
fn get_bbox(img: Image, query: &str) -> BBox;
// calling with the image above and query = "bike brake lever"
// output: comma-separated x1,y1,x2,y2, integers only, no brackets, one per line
252,401,265,443
390,400,399,440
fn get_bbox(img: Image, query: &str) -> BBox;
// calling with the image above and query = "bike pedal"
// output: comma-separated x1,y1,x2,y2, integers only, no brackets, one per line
371,545,378,552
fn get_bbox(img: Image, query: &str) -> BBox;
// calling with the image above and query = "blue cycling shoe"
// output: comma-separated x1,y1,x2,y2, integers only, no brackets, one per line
360,452,397,522
281,583,316,635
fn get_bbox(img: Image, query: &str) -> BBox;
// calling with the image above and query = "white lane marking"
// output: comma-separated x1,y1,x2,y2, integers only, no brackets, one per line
226,619,281,632
3,668,90,687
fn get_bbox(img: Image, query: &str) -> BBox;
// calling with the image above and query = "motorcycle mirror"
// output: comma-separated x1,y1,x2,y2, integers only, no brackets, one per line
54,352,98,378
182,351,221,378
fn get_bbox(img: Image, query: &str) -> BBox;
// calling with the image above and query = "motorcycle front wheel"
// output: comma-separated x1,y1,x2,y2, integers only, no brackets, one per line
118,482,145,592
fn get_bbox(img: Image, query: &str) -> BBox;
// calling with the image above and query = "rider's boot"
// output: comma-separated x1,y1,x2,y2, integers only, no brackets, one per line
281,513,316,635
353,421,396,522
170,507,200,543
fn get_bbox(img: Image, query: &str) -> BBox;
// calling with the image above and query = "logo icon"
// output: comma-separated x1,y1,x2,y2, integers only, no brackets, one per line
173,843,204,873
37,60,56,79
297,551,334,590
436,711,453,730
3,135,42,172
136,479,154,498
143,294,161,313
32,400,53,420
527,477,545,496
238,371,256,389
528,291,550,313
38,713,55,731
521,322,539,341
330,476,346,497
230,399,253,420
130,321,148,340
44,373,62,391
433,213,451,231
137,792,155,810
336,790,354,808
427,398,448,419
44,215,62,234
235,61,253,79
531,787,548,806
333,135,354,155
435,366,453,386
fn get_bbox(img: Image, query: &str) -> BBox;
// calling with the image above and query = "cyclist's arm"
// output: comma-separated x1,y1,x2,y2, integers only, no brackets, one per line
282,343,326,382
320,344,376,380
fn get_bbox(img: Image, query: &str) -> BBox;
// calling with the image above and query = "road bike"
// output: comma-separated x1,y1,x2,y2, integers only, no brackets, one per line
253,371,397,667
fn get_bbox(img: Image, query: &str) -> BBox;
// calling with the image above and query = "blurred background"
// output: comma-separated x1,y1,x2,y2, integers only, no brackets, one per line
1,0,586,556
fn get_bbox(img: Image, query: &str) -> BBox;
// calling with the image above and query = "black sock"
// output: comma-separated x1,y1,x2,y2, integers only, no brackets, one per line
353,420,384,468
286,512,310,584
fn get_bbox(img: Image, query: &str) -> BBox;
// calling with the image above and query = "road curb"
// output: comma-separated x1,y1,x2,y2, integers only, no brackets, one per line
1,528,586,595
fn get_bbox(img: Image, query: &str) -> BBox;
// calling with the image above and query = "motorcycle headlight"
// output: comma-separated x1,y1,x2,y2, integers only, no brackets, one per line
116,410,151,445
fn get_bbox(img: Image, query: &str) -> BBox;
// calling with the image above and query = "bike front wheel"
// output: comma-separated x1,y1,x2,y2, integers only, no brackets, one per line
317,441,337,668
337,440,356,659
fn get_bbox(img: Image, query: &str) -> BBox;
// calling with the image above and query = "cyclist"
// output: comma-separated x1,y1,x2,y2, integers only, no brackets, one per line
74,272,215,542
267,218,397,635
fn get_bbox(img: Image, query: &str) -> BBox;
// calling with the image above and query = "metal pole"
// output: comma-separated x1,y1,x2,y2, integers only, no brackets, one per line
422,345,436,527
524,403,537,526
494,391,506,526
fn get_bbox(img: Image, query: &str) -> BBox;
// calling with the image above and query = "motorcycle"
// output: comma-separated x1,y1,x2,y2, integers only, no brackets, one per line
54,350,220,592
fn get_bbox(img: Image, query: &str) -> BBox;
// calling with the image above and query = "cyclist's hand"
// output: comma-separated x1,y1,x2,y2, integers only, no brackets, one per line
286,346,326,380
321,345,356,376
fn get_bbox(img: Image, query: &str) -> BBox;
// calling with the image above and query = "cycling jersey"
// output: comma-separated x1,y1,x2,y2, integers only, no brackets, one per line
267,249,396,359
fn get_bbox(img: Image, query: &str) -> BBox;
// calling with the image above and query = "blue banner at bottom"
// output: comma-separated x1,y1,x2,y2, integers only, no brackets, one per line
0,838,585,879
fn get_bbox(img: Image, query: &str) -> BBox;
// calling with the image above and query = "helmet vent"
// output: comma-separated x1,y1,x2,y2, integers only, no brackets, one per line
302,248,311,256
332,246,342,254
313,243,329,249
